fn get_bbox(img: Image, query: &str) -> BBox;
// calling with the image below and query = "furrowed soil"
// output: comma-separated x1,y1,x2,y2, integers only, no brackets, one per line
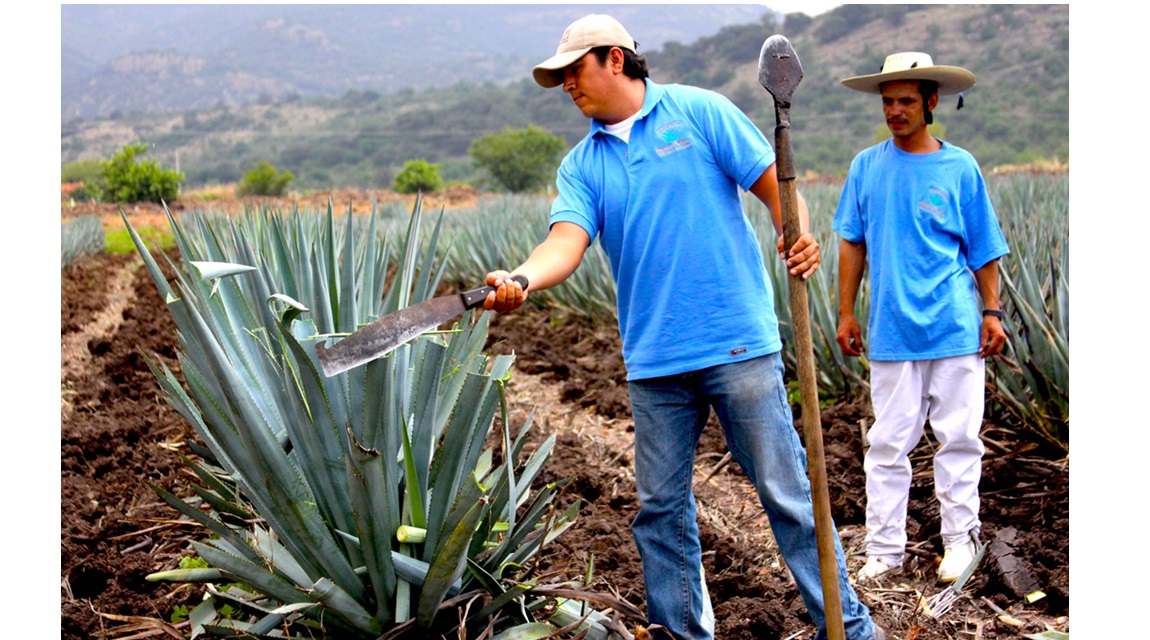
61,205,1069,640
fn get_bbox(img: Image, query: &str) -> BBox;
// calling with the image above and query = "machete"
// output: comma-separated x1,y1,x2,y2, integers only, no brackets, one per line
315,274,528,377
759,34,846,640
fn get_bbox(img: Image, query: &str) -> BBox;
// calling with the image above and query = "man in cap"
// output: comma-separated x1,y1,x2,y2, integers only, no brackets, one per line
483,13,883,640
833,53,1009,583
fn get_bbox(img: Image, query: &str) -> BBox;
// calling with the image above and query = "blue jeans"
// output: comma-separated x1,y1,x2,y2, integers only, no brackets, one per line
628,352,874,640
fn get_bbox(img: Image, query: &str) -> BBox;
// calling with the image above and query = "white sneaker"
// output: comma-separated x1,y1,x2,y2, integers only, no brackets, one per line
857,556,902,581
938,540,977,583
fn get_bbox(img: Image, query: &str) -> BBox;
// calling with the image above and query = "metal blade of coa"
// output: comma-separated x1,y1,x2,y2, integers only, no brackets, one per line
315,295,466,376
758,34,802,106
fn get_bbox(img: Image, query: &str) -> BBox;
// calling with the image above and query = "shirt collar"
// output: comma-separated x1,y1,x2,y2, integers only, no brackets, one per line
589,78,663,136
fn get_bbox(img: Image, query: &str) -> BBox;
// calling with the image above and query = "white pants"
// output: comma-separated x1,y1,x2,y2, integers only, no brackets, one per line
864,354,985,561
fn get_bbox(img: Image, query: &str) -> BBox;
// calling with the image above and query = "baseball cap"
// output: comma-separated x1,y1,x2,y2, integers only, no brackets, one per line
532,14,636,88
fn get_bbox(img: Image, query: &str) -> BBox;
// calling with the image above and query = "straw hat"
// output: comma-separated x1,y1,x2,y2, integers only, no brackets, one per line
840,52,975,95
532,14,637,88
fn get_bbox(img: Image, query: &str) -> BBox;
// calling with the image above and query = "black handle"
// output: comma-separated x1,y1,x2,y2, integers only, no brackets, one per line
459,274,529,309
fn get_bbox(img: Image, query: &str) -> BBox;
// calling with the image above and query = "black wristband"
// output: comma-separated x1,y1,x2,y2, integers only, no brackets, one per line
982,309,1004,320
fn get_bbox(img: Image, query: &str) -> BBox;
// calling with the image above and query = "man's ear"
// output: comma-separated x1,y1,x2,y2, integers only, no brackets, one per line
609,47,626,73
927,92,940,111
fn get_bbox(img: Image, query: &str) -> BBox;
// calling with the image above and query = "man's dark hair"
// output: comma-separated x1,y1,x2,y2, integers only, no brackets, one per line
590,45,649,80
917,79,939,125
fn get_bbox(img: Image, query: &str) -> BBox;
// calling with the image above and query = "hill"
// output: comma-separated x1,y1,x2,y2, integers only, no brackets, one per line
61,4,772,121
60,4,1068,188
665,4,1069,172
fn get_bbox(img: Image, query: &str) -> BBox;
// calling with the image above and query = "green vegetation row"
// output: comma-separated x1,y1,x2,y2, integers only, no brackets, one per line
61,4,1067,191
126,201,636,637
64,126,565,205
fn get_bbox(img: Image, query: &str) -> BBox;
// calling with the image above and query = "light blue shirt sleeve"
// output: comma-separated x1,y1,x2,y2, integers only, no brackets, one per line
833,155,866,243
693,90,776,189
549,156,600,241
958,168,1009,270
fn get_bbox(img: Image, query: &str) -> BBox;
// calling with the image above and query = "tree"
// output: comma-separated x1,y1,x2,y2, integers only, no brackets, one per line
101,142,183,204
238,160,294,197
62,158,106,201
468,126,565,193
392,159,443,194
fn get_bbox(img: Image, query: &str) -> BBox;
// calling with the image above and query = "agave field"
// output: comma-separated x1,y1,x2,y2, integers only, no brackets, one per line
61,174,1069,639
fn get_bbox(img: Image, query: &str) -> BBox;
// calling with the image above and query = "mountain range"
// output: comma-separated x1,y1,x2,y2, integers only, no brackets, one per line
62,4,777,121
60,4,1069,185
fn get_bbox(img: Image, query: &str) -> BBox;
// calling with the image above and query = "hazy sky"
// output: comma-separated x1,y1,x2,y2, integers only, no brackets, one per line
769,1,842,16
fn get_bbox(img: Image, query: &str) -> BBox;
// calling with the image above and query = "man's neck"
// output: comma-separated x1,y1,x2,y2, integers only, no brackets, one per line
893,131,942,154
598,78,646,125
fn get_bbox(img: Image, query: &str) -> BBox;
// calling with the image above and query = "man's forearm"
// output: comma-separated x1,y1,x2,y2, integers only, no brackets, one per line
748,164,810,236
973,259,1002,311
511,222,591,291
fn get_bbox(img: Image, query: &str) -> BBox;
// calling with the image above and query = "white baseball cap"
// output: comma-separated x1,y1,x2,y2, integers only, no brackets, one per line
532,14,637,88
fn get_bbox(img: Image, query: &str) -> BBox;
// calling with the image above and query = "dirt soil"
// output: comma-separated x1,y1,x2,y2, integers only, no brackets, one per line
61,211,1069,639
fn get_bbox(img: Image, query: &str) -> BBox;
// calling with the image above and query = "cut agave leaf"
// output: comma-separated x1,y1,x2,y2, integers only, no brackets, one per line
146,568,223,583
189,261,259,281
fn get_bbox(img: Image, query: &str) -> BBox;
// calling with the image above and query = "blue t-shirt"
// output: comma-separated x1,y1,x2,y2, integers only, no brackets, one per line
832,139,1009,361
551,80,780,380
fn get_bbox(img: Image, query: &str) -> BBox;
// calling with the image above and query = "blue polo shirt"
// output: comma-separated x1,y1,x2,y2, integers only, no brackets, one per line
833,139,1009,361
550,80,780,380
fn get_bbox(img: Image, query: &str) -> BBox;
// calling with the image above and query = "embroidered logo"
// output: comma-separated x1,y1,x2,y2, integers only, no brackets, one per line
919,187,949,220
559,27,571,46
655,120,693,156
730,347,748,356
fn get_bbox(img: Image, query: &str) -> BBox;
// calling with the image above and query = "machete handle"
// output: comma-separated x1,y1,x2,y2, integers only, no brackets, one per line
459,274,529,309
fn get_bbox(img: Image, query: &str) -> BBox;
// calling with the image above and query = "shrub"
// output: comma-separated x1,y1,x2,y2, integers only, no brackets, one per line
392,159,443,194
62,158,106,201
102,142,183,204
468,126,565,193
237,160,294,197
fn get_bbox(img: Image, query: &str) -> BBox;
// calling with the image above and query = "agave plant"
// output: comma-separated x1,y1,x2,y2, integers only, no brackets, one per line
988,253,1069,450
61,215,105,268
125,198,634,638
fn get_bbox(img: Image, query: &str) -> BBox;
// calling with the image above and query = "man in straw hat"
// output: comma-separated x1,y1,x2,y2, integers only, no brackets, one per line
482,13,883,640
833,53,1009,583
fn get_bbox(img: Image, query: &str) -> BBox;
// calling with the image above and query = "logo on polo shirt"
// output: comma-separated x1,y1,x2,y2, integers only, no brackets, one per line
655,120,692,157
919,187,949,221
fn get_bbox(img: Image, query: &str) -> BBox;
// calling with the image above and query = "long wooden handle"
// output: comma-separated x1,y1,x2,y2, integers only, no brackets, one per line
776,120,846,640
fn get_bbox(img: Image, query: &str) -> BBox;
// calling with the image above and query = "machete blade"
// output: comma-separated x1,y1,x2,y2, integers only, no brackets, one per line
315,295,466,377
313,274,527,377
758,34,803,106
